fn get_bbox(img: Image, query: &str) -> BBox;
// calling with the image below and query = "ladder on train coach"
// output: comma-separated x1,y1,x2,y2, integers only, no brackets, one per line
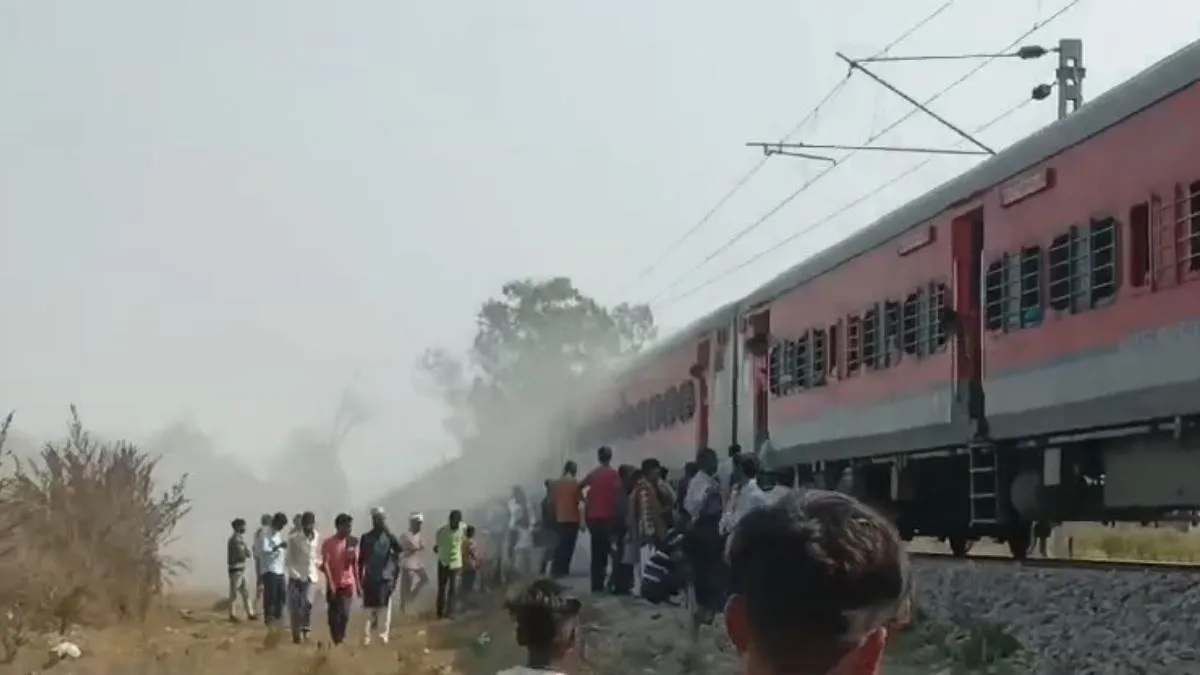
968,445,999,525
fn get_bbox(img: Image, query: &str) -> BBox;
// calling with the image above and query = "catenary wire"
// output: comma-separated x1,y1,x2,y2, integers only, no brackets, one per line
623,0,963,290
656,92,1043,308
647,0,1084,302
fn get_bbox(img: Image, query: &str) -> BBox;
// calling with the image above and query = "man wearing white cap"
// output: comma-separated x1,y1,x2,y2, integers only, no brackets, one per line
357,507,403,645
398,511,429,615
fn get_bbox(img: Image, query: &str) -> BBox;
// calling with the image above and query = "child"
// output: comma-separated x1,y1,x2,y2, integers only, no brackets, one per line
459,525,483,611
496,579,582,675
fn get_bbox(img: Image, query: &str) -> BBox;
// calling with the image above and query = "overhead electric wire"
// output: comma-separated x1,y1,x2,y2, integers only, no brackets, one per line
648,0,1084,303
656,92,1044,308
623,0,962,290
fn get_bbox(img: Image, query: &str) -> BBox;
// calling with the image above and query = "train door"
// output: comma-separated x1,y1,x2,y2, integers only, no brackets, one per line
950,207,985,424
693,338,711,451
737,308,771,452
708,321,735,451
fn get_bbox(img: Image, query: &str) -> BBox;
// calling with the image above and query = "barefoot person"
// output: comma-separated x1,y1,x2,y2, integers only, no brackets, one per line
320,513,359,646
358,507,403,645
496,579,583,675
398,512,430,615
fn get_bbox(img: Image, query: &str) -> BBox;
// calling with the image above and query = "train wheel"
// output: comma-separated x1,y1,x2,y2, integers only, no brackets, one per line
948,536,973,558
1007,524,1032,561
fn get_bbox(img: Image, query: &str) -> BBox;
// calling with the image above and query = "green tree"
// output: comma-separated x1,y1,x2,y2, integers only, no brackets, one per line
418,277,657,450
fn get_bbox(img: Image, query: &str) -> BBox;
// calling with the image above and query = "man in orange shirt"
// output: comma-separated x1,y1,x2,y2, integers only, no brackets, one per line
549,461,582,578
320,513,359,646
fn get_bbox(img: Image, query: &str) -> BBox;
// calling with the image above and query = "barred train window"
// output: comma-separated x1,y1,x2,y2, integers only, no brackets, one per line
794,332,810,389
768,343,781,396
1019,246,1044,328
827,324,839,376
1090,218,1116,305
780,339,795,395
862,306,879,369
901,290,922,355
1049,222,1116,313
883,300,901,367
928,282,948,350
846,316,862,375
810,329,827,386
985,259,1005,331
1188,181,1200,272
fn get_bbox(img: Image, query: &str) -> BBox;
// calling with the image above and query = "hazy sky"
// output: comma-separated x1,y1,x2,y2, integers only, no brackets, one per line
3,0,1198,498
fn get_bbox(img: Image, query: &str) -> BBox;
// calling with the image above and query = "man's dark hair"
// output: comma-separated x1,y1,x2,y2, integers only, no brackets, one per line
728,444,742,458
466,525,476,537
231,518,246,530
684,461,698,478
505,579,582,652
640,458,661,473
449,509,463,520
738,453,761,480
726,489,910,671
597,446,613,464
301,511,316,526
334,513,352,527
271,512,289,530
563,460,578,476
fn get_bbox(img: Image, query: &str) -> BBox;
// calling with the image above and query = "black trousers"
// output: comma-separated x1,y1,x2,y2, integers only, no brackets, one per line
260,572,286,625
551,522,580,577
325,587,353,645
436,563,459,619
587,520,614,592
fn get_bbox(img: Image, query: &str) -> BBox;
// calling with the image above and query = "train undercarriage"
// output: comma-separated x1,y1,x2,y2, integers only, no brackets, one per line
785,413,1200,559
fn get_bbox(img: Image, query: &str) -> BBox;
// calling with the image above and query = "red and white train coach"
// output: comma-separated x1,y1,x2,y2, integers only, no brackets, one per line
564,38,1200,557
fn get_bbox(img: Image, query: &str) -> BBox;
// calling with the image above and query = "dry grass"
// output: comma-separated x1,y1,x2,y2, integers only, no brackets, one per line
0,407,189,662
1063,523,1200,563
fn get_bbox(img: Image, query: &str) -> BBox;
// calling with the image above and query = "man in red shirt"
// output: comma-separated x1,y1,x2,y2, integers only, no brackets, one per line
581,446,622,593
320,513,360,645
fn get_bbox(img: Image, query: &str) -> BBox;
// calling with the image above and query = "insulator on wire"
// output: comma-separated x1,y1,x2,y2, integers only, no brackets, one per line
1031,83,1053,101
1016,45,1050,60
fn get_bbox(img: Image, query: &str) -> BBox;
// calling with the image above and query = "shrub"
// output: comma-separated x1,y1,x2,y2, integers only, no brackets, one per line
0,407,190,660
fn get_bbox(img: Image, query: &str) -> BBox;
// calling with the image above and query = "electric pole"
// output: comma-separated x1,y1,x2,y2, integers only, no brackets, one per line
1056,38,1085,120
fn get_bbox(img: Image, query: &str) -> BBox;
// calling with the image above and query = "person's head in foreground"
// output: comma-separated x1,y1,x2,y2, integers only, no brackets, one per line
503,579,582,673
334,513,353,537
448,509,463,530
724,489,910,675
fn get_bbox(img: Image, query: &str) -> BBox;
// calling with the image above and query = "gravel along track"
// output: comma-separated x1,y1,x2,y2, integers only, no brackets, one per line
912,556,1200,673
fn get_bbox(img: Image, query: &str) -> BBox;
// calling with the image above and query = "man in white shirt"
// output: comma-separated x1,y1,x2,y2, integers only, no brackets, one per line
398,512,429,615
285,511,321,643
720,455,771,537
251,513,271,617
258,512,289,629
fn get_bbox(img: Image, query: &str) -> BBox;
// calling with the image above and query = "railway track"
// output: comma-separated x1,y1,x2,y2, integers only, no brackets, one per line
908,550,1200,573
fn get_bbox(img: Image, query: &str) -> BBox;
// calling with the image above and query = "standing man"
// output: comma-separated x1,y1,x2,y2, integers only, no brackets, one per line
581,446,622,593
251,513,271,618
683,448,725,638
550,461,582,578
320,513,359,646
433,509,466,619
226,518,255,621
719,444,743,502
285,511,321,644
397,512,429,616
535,479,557,576
358,507,403,645
258,512,290,630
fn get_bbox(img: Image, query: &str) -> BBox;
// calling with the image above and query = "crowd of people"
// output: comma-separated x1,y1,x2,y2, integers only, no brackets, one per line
223,442,913,674
225,506,481,645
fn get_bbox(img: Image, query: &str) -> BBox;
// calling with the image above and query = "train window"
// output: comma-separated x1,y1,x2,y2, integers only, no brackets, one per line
1189,181,1200,272
1090,218,1117,305
1019,246,1043,328
1129,202,1150,288
862,306,879,369
1048,232,1072,311
984,259,1005,331
811,329,827,386
664,385,679,426
929,282,948,351
827,323,839,377
768,343,782,396
846,316,862,375
901,290,921,354
780,339,796,395
680,380,697,420
795,332,810,389
883,300,901,366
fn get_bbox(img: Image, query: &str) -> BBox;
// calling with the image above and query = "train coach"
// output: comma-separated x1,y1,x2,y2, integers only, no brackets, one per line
562,37,1200,558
